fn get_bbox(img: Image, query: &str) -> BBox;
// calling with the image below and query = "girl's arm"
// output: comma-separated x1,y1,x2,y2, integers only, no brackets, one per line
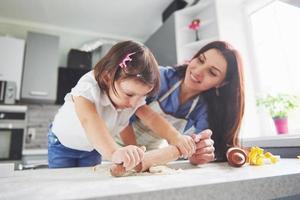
73,96,118,159
120,125,137,146
135,104,196,157
73,96,144,169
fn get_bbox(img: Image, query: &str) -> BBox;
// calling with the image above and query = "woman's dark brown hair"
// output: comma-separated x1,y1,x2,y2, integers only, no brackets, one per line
176,41,245,161
94,40,160,97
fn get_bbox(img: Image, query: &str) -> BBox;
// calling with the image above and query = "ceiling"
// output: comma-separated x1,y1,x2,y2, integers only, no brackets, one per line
0,0,175,41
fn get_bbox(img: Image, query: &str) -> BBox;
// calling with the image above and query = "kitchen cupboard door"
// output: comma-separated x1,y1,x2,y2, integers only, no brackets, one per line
0,36,25,100
145,14,177,66
21,32,59,103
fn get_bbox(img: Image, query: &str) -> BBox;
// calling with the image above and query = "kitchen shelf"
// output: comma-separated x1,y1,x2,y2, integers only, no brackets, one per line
175,0,219,63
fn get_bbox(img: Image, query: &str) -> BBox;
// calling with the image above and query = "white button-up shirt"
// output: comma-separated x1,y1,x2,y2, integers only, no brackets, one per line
52,70,145,151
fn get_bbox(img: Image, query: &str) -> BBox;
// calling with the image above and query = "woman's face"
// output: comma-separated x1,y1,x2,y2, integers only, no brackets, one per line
184,48,227,93
108,78,153,109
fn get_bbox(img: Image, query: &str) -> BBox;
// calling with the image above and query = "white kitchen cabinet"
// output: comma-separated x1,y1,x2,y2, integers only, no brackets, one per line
21,32,59,103
0,36,25,100
175,0,245,64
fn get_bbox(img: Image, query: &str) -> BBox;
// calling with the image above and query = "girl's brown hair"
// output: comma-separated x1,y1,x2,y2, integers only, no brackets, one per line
94,40,160,97
176,41,245,161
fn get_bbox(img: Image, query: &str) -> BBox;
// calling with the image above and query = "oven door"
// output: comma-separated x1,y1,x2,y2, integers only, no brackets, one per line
0,128,24,161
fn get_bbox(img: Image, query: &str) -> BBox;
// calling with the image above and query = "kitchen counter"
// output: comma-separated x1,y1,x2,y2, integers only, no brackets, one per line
0,159,300,200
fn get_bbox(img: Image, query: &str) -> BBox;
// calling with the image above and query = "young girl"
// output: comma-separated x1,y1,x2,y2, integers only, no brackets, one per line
119,40,245,164
48,41,195,169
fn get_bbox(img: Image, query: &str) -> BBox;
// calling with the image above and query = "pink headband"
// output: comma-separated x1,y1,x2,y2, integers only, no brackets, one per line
119,52,136,69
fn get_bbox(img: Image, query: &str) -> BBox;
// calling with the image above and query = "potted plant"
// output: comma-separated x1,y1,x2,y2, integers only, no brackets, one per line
256,93,299,134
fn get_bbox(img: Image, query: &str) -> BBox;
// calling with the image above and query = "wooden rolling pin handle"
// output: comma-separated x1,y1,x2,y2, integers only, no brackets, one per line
110,164,126,177
110,162,143,177
110,145,180,177
140,145,180,172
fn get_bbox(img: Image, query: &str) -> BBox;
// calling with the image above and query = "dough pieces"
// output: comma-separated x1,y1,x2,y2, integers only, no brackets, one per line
94,164,182,177
149,165,182,175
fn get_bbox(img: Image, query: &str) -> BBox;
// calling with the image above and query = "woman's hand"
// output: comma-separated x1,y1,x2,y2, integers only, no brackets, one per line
189,129,215,165
111,145,146,170
169,134,196,158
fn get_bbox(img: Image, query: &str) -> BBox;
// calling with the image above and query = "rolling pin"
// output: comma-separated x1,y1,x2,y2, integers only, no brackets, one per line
110,145,181,177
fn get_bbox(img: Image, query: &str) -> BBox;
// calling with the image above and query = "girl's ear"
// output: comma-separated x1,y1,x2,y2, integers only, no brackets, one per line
102,72,111,85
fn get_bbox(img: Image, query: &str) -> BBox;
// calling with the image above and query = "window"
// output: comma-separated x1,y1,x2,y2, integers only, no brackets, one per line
243,0,300,139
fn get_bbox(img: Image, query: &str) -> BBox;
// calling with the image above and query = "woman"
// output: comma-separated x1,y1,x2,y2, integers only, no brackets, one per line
118,40,245,164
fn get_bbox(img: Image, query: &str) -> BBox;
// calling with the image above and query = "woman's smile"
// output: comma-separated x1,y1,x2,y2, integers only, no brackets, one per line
190,71,202,83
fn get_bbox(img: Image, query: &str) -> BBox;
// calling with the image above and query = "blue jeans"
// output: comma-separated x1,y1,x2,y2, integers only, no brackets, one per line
48,126,102,168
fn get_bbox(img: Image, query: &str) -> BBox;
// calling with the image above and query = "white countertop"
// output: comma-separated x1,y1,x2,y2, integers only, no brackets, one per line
0,104,27,112
0,159,300,200
22,148,48,155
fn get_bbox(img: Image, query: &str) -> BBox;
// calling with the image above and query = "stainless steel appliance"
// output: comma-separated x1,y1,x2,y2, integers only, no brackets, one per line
0,81,17,104
0,105,27,162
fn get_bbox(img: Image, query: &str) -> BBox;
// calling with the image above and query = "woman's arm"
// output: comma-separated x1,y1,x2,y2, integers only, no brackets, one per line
135,104,196,156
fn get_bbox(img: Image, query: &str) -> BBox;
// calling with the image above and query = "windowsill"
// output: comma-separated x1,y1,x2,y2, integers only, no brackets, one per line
242,134,300,147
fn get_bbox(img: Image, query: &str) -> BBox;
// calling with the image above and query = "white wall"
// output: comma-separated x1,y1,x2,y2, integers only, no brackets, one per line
0,18,138,67
215,0,261,138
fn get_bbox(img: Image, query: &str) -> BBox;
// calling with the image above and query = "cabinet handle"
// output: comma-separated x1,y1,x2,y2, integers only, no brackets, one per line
0,123,13,129
29,91,48,96
0,113,5,119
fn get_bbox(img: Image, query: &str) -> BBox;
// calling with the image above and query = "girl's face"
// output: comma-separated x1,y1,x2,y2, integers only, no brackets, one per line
108,78,153,109
184,48,227,93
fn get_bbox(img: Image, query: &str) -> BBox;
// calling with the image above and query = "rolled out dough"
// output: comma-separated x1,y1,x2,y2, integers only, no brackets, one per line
93,164,182,177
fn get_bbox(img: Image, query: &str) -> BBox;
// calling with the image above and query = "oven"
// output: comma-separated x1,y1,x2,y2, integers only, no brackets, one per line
0,105,27,161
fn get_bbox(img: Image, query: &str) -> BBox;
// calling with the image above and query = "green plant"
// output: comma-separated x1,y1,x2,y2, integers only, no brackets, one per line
256,93,299,118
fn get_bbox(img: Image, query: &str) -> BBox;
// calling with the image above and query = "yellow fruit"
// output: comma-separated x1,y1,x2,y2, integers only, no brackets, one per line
270,156,279,164
264,152,273,158
256,157,264,165
248,147,279,166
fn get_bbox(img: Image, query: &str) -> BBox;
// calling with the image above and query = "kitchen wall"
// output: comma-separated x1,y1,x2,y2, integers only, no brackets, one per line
0,19,129,150
145,14,177,66
25,104,59,149
0,20,128,66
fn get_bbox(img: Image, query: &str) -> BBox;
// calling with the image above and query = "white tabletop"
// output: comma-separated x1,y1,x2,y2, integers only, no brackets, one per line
1,159,300,200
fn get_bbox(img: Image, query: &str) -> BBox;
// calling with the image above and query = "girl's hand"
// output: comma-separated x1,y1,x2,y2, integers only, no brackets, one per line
189,129,215,165
111,145,146,170
170,135,196,157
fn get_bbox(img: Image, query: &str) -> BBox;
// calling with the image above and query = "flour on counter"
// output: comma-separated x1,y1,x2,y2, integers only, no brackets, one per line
149,165,183,175
93,164,183,177
128,165,183,176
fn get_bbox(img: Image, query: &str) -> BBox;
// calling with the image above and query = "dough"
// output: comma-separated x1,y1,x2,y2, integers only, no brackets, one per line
94,164,182,177
149,165,182,175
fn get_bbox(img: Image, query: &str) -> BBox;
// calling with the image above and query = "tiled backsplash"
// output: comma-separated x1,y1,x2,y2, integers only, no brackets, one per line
25,104,60,149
